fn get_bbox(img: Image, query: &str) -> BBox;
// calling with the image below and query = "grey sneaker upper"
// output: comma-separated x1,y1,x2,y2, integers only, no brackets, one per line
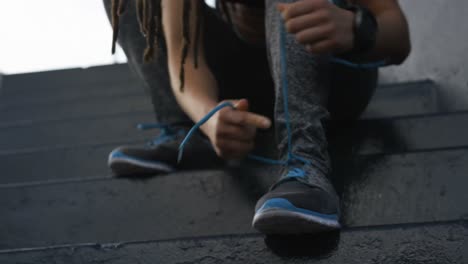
255,168,340,216
108,124,223,176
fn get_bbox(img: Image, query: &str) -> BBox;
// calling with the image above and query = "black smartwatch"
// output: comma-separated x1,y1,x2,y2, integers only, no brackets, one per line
346,5,378,54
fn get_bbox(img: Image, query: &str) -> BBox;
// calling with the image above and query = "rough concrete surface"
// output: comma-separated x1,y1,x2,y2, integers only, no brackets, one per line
0,221,466,264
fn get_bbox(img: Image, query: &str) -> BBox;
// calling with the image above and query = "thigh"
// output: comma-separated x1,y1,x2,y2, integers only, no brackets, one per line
102,0,190,123
103,0,169,94
203,5,275,119
328,65,378,121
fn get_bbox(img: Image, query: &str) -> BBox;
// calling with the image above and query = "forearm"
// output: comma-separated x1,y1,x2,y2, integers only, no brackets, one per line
163,0,219,134
167,57,219,127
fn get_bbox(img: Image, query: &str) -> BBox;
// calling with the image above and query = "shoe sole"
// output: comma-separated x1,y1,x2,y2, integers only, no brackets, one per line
108,153,174,176
252,198,340,234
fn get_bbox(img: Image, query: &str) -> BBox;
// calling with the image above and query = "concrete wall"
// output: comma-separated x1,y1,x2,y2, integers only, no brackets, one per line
380,1,468,110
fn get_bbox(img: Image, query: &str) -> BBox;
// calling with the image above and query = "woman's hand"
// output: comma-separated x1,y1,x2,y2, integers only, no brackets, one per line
202,99,272,160
277,0,355,54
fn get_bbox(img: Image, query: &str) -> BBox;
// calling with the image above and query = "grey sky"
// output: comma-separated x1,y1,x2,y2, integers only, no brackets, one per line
0,0,216,75
0,0,127,74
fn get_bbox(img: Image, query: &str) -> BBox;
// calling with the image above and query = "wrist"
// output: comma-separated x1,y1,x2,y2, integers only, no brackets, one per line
198,101,218,139
345,4,379,55
200,118,215,140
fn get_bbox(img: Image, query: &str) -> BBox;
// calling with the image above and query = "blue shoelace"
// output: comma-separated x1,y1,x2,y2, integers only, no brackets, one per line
179,13,384,178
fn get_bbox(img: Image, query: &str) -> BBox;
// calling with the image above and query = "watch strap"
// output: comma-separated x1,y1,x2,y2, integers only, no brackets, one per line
345,5,378,54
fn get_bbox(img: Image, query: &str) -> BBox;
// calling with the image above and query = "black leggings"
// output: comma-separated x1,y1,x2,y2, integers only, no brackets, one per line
103,0,378,185
103,1,377,123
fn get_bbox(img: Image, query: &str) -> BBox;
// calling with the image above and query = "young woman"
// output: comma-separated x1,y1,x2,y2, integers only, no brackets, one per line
105,0,410,234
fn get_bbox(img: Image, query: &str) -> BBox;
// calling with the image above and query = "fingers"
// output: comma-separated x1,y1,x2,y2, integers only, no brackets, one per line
278,0,329,20
234,98,249,112
209,99,271,160
214,138,254,159
220,108,272,129
216,123,256,142
285,10,328,34
295,23,334,45
277,0,349,54
212,118,256,159
239,112,272,129
305,39,335,53
233,99,271,129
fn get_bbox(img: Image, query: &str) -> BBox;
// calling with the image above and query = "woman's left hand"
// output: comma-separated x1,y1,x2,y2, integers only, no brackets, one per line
277,0,355,54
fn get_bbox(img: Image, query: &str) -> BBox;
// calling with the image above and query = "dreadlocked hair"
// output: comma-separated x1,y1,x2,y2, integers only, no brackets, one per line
111,0,204,92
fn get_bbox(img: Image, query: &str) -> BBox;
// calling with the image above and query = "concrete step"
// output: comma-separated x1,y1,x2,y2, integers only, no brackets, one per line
363,80,439,118
0,80,438,125
1,103,466,182
340,148,468,226
1,147,467,249
0,170,255,249
0,221,465,263
0,143,118,184
0,64,137,97
0,82,144,108
351,111,468,154
0,139,222,185
0,113,156,152
2,110,467,155
1,110,467,185
0,94,153,126
0,73,3,95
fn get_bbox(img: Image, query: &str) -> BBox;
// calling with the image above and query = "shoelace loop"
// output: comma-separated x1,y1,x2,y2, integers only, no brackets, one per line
286,168,306,178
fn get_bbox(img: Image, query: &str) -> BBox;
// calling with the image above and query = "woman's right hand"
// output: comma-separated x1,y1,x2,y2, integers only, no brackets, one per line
202,99,272,160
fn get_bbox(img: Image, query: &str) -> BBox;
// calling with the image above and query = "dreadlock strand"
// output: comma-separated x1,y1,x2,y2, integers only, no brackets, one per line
193,1,203,68
136,0,145,35
219,0,234,28
141,0,149,35
111,0,194,91
179,0,191,91
111,0,121,54
118,0,129,15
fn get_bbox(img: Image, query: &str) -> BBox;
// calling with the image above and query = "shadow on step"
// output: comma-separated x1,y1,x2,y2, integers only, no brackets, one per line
327,119,406,192
223,164,277,205
265,230,340,257
327,119,405,225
